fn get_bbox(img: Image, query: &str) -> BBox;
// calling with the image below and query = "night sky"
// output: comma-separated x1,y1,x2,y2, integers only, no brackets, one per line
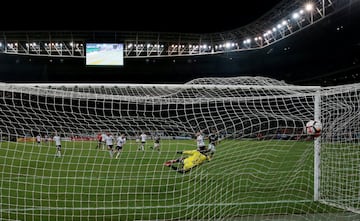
0,0,282,33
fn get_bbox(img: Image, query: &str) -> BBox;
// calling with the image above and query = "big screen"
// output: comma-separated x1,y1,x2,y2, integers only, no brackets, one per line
86,43,124,66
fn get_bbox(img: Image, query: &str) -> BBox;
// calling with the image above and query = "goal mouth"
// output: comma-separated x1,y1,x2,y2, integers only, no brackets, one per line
1,77,359,220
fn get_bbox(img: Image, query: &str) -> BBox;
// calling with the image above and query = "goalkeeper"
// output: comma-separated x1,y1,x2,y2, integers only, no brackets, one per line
164,149,210,173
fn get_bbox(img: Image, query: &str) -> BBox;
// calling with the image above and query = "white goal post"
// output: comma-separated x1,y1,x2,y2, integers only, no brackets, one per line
0,77,359,220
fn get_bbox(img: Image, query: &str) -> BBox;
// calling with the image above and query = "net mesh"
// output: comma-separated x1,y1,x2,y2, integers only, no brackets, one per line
0,77,359,220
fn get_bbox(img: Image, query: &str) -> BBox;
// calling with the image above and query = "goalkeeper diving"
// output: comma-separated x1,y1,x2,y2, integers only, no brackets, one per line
164,148,210,173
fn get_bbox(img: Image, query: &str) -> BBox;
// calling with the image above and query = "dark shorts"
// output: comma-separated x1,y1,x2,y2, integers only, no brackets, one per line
198,145,206,151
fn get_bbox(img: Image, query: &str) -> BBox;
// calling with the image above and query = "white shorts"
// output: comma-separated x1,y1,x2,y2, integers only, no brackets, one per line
208,144,216,153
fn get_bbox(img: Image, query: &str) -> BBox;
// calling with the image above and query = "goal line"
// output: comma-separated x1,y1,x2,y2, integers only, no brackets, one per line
1,200,314,212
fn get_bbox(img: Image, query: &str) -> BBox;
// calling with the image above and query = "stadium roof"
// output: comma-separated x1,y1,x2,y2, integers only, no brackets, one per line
0,0,359,86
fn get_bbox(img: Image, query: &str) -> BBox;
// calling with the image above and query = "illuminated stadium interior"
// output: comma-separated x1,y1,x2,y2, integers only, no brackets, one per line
0,0,359,86
1,0,360,220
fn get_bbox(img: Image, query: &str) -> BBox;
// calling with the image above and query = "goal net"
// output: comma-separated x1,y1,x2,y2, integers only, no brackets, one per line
0,77,359,220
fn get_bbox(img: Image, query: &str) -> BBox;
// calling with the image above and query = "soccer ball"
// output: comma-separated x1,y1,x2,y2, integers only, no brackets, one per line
305,120,322,137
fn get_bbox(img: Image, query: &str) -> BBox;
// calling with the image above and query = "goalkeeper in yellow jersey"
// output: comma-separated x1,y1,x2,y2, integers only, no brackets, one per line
164,149,210,173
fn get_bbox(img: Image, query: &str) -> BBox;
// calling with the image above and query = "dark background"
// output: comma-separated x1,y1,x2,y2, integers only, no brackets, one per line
0,0,282,33
0,0,359,86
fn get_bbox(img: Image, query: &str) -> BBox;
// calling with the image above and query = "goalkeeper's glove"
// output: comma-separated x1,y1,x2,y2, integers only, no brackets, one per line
176,151,183,154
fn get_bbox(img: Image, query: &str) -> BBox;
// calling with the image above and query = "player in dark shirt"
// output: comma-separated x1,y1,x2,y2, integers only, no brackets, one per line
151,134,161,152
207,130,219,159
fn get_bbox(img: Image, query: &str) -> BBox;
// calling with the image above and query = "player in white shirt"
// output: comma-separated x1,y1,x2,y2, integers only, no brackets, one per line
53,134,62,157
101,133,107,150
123,135,127,146
105,133,114,157
135,133,140,144
36,134,41,144
196,131,206,152
115,134,126,159
138,132,147,151
44,135,49,143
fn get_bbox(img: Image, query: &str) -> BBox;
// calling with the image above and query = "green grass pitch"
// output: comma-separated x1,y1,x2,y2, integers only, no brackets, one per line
0,139,341,220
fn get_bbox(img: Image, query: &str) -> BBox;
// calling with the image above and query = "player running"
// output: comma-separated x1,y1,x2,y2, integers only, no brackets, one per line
207,129,219,160
150,134,161,153
105,133,114,158
36,134,41,145
53,133,62,157
196,131,206,152
138,132,147,151
96,133,102,149
100,132,107,150
115,134,126,158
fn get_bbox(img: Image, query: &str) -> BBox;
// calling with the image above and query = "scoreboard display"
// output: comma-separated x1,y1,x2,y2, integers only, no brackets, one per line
85,43,124,66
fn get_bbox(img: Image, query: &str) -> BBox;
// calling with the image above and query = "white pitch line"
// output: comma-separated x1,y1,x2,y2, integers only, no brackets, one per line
1,200,313,212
